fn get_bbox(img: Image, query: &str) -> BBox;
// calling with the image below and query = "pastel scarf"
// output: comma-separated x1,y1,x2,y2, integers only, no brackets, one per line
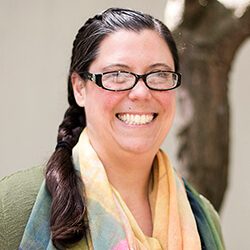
19,129,224,249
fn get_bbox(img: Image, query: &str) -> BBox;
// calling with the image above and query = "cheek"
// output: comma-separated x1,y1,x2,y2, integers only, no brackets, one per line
159,91,176,114
84,86,124,117
159,92,176,137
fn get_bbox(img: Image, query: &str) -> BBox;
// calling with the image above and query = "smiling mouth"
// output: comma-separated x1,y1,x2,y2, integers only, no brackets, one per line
116,113,158,125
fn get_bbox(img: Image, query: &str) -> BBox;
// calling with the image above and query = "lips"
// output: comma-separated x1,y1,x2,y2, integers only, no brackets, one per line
116,113,157,125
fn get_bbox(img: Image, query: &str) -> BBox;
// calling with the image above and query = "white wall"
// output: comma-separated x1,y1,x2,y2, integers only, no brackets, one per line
1,1,250,249
0,0,166,178
220,39,250,250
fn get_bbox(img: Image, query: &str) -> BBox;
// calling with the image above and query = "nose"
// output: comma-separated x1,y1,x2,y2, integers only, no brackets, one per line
128,78,152,101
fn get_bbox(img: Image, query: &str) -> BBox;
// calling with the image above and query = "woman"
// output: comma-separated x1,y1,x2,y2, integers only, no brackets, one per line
4,7,224,250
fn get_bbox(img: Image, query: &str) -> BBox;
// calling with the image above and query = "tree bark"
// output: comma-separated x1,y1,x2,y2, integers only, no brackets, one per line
173,0,250,211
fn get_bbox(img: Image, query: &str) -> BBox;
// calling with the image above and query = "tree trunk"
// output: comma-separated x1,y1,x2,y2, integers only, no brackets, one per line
173,0,250,211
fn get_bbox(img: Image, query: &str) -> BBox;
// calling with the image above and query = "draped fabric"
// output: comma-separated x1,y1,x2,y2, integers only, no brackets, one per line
19,129,224,249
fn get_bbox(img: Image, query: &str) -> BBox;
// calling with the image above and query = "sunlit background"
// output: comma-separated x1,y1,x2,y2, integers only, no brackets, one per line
165,0,250,29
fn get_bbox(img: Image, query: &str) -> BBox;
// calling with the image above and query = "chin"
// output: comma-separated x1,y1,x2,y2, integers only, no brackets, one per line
117,139,158,155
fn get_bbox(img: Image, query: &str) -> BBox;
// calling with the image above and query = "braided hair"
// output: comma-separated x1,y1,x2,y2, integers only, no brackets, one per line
45,7,179,249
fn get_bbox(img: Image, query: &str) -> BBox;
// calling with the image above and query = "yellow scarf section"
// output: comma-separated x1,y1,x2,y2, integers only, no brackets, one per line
73,129,201,250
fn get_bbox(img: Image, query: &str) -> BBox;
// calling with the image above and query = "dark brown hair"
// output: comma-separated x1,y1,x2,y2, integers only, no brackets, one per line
45,7,179,249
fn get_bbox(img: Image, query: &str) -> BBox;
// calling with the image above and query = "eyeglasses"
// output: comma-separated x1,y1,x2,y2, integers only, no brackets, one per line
80,70,181,91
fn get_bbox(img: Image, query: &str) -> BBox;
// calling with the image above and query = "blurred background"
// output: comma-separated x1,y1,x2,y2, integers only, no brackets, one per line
0,0,249,249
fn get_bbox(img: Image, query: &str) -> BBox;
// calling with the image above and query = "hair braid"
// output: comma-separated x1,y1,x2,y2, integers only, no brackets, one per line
45,14,98,248
45,105,86,249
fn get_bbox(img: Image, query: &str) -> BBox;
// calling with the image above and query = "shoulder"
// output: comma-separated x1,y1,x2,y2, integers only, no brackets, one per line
0,166,44,249
184,180,225,249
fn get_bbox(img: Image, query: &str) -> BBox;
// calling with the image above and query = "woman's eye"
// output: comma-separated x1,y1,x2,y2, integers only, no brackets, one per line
111,72,119,76
103,72,127,83
156,72,169,78
114,74,127,83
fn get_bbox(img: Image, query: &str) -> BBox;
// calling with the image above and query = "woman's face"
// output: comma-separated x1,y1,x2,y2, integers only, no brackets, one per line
73,29,176,156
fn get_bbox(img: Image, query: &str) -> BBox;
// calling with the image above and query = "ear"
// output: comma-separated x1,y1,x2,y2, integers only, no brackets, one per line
71,72,86,107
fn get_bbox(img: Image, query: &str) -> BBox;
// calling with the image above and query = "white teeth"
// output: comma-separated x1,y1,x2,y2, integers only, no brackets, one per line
117,113,155,125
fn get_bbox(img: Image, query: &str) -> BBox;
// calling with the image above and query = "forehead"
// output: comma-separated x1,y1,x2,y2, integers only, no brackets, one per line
89,29,175,72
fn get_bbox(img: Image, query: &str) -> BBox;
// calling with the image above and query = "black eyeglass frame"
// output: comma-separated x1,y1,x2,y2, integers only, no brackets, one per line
79,70,182,91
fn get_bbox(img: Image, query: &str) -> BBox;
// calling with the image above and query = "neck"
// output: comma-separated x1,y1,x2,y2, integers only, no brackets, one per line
108,154,154,198
94,143,156,201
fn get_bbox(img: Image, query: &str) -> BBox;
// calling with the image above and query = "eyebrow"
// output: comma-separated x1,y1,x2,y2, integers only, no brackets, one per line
148,63,173,71
101,63,174,72
102,64,130,72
